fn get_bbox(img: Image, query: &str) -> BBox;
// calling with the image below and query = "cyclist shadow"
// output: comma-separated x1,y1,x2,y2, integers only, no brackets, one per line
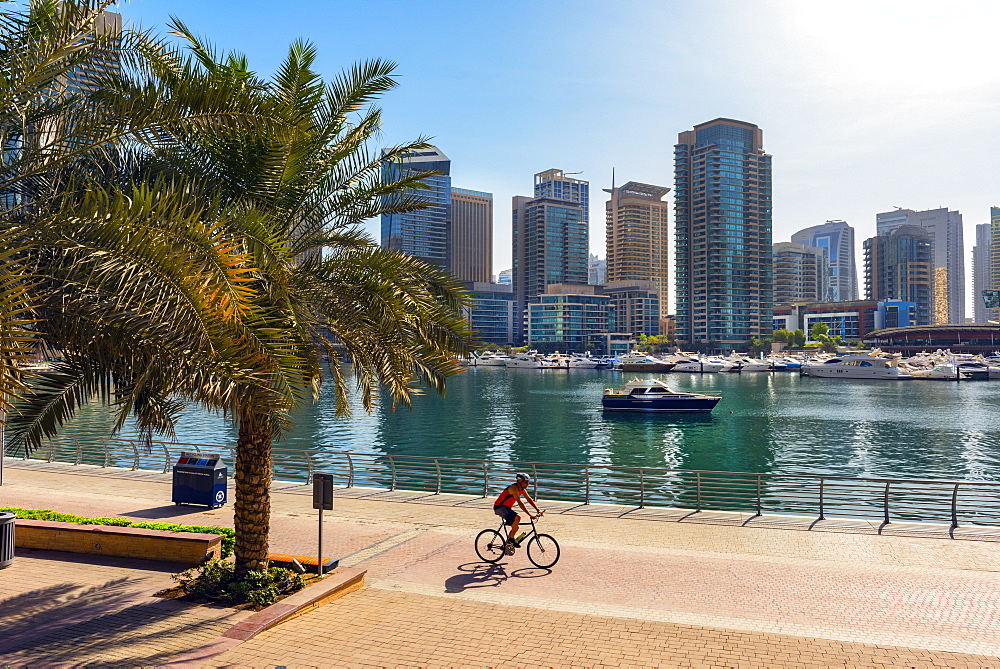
444,562,552,593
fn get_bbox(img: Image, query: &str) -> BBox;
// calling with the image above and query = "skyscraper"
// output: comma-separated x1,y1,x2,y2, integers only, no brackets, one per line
790,220,857,302
973,222,992,323
512,187,588,343
772,242,827,305
450,187,492,283
986,207,1000,322
381,146,452,269
673,118,773,348
864,225,933,325
534,169,589,217
604,181,670,307
875,207,965,324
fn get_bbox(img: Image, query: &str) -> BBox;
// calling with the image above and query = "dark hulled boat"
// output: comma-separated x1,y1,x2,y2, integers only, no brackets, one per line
601,379,721,413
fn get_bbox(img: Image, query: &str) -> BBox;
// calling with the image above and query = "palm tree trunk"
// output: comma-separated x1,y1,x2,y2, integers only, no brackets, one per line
234,408,272,573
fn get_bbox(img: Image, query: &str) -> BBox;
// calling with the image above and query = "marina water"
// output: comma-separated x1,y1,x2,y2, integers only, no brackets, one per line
51,367,1000,482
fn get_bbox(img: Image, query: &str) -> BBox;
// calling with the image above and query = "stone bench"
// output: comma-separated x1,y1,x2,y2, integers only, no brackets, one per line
14,519,222,565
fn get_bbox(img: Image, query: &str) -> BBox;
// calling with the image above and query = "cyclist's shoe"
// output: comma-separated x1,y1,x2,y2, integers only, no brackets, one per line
504,539,516,555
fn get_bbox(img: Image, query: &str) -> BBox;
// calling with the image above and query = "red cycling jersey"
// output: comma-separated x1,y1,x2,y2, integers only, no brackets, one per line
494,485,519,508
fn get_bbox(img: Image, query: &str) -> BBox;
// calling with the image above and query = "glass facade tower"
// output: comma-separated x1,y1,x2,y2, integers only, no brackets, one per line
512,194,588,344
673,118,773,348
790,220,857,302
381,146,452,269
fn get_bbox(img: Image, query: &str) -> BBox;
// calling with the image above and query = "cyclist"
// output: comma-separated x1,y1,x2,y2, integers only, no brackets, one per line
493,472,542,552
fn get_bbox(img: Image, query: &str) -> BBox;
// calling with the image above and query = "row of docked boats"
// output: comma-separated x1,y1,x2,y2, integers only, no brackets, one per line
460,351,804,372
463,348,1000,381
800,350,1000,380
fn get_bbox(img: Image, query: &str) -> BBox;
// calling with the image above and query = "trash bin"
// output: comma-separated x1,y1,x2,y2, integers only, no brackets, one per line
172,453,227,508
0,512,14,569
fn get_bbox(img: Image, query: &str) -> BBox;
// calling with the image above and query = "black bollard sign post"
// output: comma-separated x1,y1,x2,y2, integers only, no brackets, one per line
312,474,334,576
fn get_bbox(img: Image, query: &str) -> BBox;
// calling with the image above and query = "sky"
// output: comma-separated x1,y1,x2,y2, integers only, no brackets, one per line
121,0,1000,307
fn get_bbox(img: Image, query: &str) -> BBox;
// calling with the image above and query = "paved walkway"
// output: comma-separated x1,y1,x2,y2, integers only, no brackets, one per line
3,460,1000,666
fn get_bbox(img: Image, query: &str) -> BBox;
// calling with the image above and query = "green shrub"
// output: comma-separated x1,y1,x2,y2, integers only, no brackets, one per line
0,507,236,558
174,559,303,608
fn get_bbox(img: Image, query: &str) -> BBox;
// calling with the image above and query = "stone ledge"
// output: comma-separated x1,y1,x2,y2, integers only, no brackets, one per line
14,518,222,564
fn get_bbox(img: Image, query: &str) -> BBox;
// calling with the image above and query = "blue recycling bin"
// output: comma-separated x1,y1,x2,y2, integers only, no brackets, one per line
172,453,227,508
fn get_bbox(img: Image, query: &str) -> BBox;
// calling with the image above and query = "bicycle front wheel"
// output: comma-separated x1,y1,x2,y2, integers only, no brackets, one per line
475,529,505,563
527,533,560,568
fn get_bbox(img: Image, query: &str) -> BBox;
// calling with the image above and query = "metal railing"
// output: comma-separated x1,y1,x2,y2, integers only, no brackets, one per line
9,437,1000,529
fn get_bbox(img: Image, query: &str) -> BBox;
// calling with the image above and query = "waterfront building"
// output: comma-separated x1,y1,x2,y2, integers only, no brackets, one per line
772,242,827,305
588,254,606,285
773,299,915,341
674,118,773,349
790,220,857,301
864,225,933,325
526,284,615,352
973,222,992,322
604,280,660,337
988,207,1000,321
381,146,452,269
876,207,965,324
464,282,515,345
450,187,492,283
512,189,589,343
604,181,670,305
864,323,1000,356
497,268,512,286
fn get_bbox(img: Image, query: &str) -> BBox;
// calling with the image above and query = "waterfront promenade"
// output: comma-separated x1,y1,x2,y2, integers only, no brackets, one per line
3,460,1000,666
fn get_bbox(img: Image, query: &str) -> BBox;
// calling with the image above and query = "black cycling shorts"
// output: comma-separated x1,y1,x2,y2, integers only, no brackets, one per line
494,504,517,526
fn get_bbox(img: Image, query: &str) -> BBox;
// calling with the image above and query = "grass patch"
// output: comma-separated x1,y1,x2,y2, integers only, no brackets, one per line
0,506,235,558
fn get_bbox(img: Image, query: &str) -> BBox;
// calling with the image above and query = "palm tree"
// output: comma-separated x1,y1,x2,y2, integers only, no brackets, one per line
5,4,480,574
2,0,285,451
144,26,479,571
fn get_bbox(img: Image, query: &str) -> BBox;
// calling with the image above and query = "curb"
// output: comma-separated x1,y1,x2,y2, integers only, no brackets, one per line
165,566,366,666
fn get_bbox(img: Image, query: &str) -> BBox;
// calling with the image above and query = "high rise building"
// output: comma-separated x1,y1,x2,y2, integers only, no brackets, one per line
673,118,773,348
526,284,615,351
604,280,660,337
772,242,827,305
973,222,992,323
381,146,452,269
864,225,933,325
464,282,516,345
534,169,589,217
875,207,965,324
604,181,670,309
989,207,1000,321
497,269,513,286
588,253,606,285
512,191,588,344
790,220,857,301
450,187,492,283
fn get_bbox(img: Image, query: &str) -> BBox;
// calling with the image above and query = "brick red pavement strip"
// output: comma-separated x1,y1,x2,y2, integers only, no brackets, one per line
216,587,1000,668
5,460,1000,666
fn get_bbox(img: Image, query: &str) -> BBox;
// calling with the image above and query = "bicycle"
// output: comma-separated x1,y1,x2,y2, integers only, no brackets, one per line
475,510,560,568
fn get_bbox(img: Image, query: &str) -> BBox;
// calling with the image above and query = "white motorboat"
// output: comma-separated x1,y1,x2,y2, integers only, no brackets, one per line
909,362,974,381
505,353,547,369
617,353,675,373
801,354,912,379
475,352,512,367
563,353,601,369
725,355,771,372
670,356,728,373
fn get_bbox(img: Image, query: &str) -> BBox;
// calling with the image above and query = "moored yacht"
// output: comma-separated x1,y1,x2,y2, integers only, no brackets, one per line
670,356,728,373
602,378,722,413
505,353,547,369
617,352,675,373
801,354,912,379
475,352,512,367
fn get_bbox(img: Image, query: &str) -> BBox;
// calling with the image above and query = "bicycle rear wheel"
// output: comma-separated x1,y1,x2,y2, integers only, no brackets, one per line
526,533,560,568
475,529,505,563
